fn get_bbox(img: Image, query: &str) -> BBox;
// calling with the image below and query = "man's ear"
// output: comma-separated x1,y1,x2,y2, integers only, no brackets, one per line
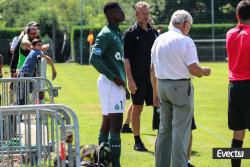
236,13,240,21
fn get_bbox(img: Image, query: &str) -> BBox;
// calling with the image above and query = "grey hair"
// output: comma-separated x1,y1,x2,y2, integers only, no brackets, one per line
168,10,193,29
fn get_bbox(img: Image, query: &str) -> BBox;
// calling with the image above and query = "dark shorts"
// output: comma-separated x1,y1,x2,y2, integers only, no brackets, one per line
131,83,153,106
228,81,250,130
191,116,197,130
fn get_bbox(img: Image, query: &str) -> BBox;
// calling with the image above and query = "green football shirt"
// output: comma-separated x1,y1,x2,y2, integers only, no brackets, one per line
90,24,126,82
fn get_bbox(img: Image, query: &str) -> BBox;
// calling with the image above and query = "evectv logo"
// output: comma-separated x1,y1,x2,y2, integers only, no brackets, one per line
217,149,244,158
213,148,250,159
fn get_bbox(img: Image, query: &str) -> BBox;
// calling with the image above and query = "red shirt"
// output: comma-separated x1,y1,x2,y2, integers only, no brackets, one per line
226,24,250,81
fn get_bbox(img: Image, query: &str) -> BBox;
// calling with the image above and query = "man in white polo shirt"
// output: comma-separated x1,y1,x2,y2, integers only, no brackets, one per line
151,10,211,167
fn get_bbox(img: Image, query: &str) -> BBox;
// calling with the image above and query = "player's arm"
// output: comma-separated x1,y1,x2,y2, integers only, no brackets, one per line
185,38,211,77
150,64,159,107
90,33,124,86
150,42,159,107
41,54,57,80
123,31,137,93
124,59,137,94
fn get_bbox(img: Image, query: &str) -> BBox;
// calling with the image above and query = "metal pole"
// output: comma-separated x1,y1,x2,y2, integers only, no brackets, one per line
211,0,215,61
80,0,83,65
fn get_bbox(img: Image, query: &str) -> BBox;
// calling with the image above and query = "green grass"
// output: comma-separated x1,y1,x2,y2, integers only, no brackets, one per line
4,62,250,166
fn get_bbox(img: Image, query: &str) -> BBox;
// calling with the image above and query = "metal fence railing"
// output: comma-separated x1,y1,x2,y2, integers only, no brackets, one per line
0,77,60,106
194,39,227,61
0,78,40,106
0,104,80,167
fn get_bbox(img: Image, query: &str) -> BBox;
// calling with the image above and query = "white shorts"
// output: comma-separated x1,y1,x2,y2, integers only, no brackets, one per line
97,75,126,115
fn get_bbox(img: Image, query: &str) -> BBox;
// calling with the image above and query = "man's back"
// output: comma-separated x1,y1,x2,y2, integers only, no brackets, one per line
226,24,250,81
151,27,198,80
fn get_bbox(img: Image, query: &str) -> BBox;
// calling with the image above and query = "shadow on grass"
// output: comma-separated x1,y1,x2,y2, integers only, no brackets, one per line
191,150,201,156
141,133,157,137
142,150,201,157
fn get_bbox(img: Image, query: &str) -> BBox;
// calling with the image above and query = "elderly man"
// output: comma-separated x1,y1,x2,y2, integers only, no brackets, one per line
151,10,211,167
122,1,158,152
226,1,250,167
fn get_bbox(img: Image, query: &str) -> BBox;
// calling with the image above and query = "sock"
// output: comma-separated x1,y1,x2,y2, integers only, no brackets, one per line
123,124,129,128
109,133,121,167
98,132,109,145
231,139,243,167
153,106,158,112
134,135,142,144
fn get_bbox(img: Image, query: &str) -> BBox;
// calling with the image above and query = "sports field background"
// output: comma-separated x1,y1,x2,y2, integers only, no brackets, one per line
5,62,250,166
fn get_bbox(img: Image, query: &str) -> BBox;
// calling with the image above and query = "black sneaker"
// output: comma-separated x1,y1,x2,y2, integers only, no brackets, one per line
187,162,195,167
121,125,133,133
134,142,148,152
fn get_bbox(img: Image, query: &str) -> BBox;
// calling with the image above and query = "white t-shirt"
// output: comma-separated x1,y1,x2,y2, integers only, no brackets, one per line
10,37,19,50
151,27,199,79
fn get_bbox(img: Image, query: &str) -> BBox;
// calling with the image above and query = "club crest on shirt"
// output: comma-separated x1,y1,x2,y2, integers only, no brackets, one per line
115,52,124,62
92,48,102,56
114,104,120,110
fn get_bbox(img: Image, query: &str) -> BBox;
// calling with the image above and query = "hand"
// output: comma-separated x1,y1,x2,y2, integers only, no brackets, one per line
11,72,17,78
153,95,160,107
128,79,137,94
52,70,57,80
42,44,49,51
113,76,125,87
202,67,211,76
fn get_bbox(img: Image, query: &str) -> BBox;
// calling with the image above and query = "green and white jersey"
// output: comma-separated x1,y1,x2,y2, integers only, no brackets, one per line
90,24,125,82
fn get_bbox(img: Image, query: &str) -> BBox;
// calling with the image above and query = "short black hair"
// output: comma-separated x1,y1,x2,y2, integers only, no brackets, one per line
103,2,121,14
237,0,250,21
32,39,42,46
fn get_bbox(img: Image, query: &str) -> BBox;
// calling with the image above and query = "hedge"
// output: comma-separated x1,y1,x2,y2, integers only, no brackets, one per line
0,27,71,65
0,23,236,65
71,23,236,64
0,28,22,65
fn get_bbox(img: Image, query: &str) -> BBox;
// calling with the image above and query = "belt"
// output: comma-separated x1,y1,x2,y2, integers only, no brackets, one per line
164,78,191,81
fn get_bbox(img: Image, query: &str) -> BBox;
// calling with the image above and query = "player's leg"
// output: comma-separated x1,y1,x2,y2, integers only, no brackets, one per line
131,84,147,151
121,103,133,133
99,115,110,144
97,75,111,144
107,79,126,167
109,113,123,167
228,82,247,167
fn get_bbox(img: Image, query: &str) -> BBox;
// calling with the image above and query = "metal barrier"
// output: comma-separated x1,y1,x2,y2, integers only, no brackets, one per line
30,77,57,104
0,78,40,106
0,104,81,167
0,77,59,106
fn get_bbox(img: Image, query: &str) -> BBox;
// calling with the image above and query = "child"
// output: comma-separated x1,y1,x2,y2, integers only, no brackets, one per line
19,38,56,79
18,39,56,104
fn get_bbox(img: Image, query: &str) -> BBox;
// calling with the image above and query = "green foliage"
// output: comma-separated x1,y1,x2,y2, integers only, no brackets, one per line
0,0,238,28
0,28,22,64
71,23,235,64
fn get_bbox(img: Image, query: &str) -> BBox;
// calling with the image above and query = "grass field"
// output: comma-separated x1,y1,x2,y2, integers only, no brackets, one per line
5,62,250,167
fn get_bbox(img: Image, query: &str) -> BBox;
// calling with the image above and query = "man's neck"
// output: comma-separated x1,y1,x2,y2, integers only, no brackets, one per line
137,22,148,31
239,19,250,25
108,20,119,27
